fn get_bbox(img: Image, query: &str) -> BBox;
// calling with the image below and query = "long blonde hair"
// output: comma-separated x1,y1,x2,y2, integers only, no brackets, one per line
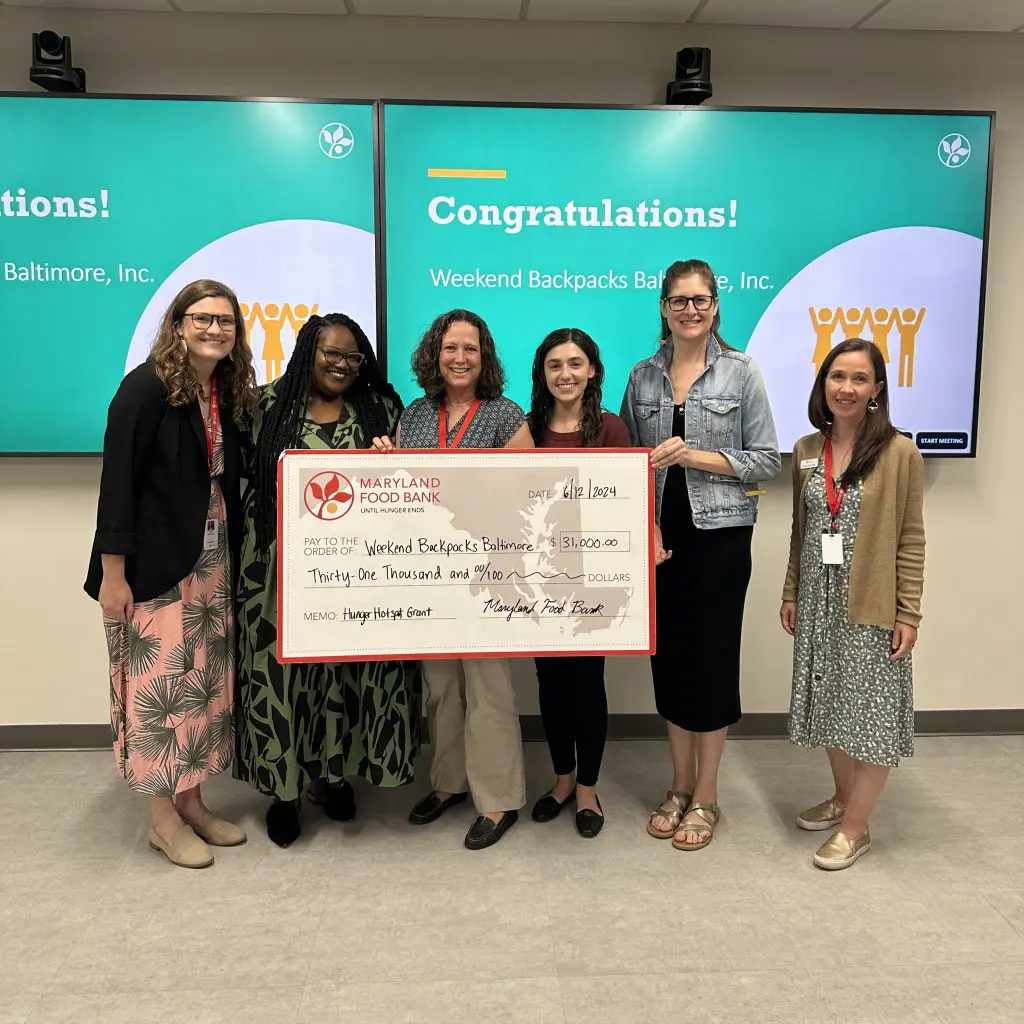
150,279,258,422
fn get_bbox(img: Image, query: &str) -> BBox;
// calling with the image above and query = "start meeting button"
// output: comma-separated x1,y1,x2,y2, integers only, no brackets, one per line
916,432,969,451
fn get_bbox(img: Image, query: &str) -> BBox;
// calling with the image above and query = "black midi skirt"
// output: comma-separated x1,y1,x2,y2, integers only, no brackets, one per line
652,461,753,733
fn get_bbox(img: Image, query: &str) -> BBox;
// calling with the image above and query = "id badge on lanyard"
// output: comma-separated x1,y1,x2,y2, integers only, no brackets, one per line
821,436,846,566
203,379,220,552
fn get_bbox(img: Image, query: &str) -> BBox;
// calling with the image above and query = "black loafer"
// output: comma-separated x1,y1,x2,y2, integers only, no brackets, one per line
575,797,604,839
408,790,469,825
323,780,356,822
531,789,576,823
266,799,301,848
464,810,518,850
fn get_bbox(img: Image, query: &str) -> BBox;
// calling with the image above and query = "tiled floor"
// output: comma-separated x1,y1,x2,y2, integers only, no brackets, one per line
2,735,1023,1023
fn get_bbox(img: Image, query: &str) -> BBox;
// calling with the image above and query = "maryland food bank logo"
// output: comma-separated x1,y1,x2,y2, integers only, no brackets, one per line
809,306,926,388
302,472,354,521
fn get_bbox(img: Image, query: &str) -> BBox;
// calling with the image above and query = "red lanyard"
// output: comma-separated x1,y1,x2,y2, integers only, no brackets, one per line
203,377,220,476
823,434,846,529
439,399,480,449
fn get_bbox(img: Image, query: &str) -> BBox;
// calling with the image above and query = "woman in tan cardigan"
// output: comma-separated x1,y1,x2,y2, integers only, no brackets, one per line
781,339,924,871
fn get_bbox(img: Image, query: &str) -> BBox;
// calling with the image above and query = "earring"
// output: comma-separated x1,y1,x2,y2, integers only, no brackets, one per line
179,336,187,352
867,398,879,413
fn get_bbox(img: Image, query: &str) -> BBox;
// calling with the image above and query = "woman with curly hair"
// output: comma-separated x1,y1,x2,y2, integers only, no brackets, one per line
234,312,421,848
84,279,258,869
375,308,532,850
526,328,630,839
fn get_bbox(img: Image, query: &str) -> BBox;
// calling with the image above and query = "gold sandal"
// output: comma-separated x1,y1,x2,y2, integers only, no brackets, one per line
646,790,692,839
672,802,721,851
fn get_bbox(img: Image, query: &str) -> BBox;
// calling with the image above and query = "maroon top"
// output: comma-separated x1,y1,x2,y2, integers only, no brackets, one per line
539,411,632,449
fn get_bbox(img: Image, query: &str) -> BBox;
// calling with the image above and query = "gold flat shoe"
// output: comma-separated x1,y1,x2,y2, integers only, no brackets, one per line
647,790,692,839
813,828,871,870
148,824,214,869
185,811,247,848
797,797,846,832
672,802,720,851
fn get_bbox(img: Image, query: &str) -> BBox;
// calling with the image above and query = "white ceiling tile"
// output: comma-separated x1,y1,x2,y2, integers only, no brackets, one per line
695,0,882,29
175,0,348,12
352,0,522,17
527,0,703,23
3,0,171,9
862,0,1024,32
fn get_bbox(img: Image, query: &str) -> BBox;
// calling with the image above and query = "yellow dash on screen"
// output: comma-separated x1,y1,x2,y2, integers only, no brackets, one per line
427,168,508,179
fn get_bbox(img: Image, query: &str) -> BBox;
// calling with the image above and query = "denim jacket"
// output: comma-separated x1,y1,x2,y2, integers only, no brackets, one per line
620,336,781,528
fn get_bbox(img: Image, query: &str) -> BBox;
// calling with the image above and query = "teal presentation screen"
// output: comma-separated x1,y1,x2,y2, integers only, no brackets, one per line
0,95,377,453
382,103,992,455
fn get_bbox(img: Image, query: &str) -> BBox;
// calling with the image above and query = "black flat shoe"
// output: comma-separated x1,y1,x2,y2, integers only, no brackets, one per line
408,790,469,825
531,789,576,823
575,797,604,839
266,799,301,848
464,810,518,850
322,780,356,822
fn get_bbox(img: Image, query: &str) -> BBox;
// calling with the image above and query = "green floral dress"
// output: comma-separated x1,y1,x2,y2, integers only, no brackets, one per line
234,382,421,800
788,463,914,767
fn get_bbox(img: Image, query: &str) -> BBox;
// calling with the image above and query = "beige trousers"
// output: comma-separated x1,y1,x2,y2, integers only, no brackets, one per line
423,657,525,814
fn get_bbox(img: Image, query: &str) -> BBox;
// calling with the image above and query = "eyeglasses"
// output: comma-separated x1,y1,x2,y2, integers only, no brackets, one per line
183,312,237,331
664,295,714,312
318,348,365,368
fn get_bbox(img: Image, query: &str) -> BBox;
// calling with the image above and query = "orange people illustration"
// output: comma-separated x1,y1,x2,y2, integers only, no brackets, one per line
838,306,870,342
285,303,318,339
866,308,897,364
896,307,926,388
239,302,320,383
809,307,841,375
258,303,286,382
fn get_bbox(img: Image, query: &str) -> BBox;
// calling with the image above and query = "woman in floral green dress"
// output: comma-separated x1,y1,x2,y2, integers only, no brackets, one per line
234,313,421,846
781,339,924,872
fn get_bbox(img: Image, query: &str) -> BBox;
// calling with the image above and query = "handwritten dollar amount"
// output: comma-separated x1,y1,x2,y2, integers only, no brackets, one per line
559,531,631,552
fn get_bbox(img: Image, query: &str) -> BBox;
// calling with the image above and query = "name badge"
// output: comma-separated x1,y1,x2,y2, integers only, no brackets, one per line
800,458,818,470
204,519,219,552
821,532,843,565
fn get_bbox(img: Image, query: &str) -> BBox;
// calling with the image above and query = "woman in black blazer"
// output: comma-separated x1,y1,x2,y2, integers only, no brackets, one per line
85,279,257,869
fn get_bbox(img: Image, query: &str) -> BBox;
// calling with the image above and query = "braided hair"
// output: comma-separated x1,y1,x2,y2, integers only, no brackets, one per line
253,313,401,549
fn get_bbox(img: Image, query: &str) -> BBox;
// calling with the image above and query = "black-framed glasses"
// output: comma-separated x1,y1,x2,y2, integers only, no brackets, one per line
183,312,237,331
318,348,365,368
664,295,714,312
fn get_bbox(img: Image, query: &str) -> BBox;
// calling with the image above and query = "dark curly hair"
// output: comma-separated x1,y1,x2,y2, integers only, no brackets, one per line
253,313,401,549
410,309,506,401
528,328,605,448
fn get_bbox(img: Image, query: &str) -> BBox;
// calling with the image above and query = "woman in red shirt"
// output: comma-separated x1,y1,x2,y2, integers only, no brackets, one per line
526,328,631,838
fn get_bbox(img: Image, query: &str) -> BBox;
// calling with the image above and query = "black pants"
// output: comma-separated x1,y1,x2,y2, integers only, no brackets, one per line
534,656,608,788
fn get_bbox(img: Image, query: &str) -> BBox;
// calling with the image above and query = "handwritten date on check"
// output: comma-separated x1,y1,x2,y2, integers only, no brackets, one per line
277,450,654,662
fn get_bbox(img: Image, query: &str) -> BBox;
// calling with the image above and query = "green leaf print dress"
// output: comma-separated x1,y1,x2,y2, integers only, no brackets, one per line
234,382,421,800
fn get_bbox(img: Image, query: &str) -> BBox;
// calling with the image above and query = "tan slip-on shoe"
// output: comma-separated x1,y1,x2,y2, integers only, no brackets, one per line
148,825,214,869
813,828,871,871
185,812,247,848
796,797,846,832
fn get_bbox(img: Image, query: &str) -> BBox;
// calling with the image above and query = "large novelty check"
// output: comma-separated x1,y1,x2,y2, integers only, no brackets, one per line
277,449,654,661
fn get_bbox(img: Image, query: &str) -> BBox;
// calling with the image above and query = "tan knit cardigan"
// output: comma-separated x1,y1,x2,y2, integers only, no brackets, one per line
782,431,926,629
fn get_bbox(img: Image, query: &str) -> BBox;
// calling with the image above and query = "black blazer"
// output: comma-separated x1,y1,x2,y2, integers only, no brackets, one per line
84,359,243,604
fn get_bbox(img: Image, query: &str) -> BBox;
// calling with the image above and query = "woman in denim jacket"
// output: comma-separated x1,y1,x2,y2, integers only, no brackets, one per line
621,259,781,850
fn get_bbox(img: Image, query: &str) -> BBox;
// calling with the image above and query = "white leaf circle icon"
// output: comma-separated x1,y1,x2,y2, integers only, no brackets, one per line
319,122,355,159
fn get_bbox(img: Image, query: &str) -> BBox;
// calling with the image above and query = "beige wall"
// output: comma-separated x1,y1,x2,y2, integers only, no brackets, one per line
1,9,1021,725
